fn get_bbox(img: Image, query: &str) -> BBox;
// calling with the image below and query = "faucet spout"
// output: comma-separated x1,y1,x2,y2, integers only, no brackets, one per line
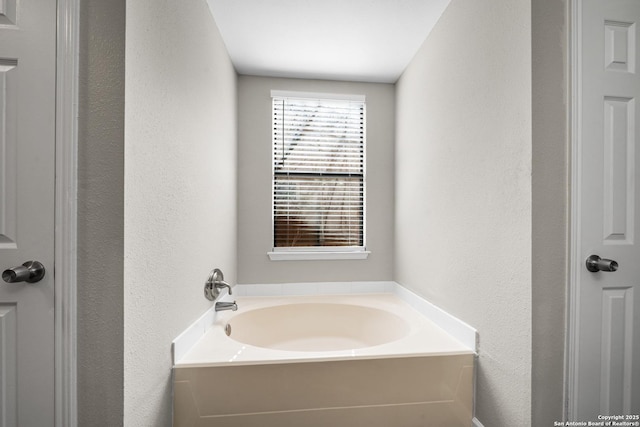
215,301,238,312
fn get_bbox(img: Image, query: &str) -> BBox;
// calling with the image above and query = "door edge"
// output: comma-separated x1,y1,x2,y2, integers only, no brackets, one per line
567,0,582,421
55,0,79,425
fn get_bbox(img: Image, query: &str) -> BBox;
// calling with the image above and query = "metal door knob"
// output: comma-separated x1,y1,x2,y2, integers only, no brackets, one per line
2,261,46,283
585,255,618,272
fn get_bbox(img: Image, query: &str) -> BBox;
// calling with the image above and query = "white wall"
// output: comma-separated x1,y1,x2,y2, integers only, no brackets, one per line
395,0,532,425
237,76,395,284
124,1,237,425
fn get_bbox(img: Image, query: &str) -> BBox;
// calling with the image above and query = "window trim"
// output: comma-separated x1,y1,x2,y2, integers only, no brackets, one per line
267,249,371,261
269,90,368,260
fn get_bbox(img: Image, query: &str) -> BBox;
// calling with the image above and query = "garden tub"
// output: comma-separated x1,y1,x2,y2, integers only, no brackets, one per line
174,293,475,426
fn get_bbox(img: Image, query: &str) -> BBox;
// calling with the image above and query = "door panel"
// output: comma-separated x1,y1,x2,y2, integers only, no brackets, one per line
0,0,56,425
0,304,17,425
600,287,634,413
575,0,640,420
0,60,18,248
602,96,634,244
0,0,17,26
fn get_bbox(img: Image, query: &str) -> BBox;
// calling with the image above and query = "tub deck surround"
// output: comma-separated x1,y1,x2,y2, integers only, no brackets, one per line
171,281,478,365
177,293,472,367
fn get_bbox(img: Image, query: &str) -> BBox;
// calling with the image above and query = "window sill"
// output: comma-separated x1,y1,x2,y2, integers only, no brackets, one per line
267,250,371,261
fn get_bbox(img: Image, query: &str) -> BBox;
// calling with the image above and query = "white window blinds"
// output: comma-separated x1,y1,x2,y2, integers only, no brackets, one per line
272,93,365,249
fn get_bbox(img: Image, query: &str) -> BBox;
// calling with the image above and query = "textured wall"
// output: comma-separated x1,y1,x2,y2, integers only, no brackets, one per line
532,0,569,424
394,0,532,425
124,1,237,425
237,76,395,284
77,0,125,425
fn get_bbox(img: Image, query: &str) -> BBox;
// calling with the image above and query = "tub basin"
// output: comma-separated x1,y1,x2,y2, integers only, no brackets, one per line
227,303,409,351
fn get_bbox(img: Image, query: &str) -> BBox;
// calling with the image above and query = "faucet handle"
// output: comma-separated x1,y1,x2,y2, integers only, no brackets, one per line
215,282,232,295
210,268,224,284
204,268,233,301
212,268,232,294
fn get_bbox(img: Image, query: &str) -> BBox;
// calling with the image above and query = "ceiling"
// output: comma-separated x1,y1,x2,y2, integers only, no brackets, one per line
205,0,451,83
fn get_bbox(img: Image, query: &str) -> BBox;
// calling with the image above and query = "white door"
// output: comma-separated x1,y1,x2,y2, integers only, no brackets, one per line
573,0,640,420
0,0,57,425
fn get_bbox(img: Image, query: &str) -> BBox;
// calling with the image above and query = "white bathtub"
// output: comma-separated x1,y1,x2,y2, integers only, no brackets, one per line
176,293,473,367
174,292,476,426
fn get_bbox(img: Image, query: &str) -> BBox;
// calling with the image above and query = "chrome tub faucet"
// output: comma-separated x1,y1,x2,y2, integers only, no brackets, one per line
204,268,233,301
204,268,238,311
215,301,238,312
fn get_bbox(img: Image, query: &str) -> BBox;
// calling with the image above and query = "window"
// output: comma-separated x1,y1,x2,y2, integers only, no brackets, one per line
269,91,368,260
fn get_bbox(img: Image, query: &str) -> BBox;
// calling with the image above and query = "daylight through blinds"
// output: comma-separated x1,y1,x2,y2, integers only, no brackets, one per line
272,95,365,248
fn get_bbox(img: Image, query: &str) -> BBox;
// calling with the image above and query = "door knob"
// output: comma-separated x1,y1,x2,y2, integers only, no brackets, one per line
2,261,46,283
585,255,618,272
